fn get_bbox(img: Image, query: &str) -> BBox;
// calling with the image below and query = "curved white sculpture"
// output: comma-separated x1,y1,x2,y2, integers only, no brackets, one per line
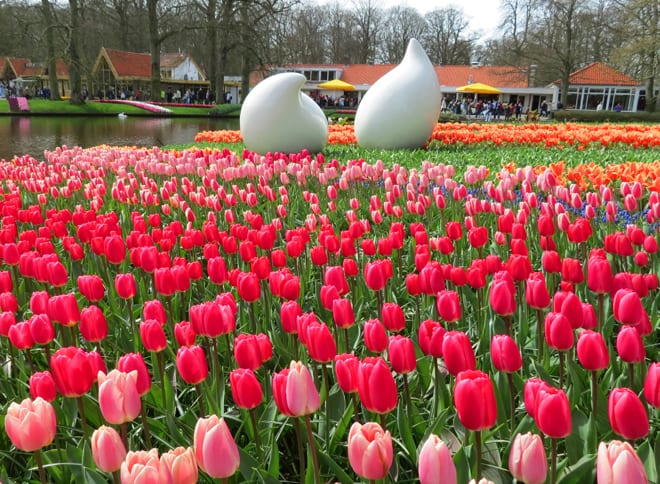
240,73,328,154
355,38,441,149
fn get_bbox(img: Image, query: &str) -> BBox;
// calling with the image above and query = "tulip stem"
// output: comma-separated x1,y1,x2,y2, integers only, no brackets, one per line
156,351,166,408
76,396,89,438
293,417,305,484
433,358,440,419
304,415,321,484
591,370,598,416
628,363,635,389
551,437,558,484
34,449,47,484
69,325,77,347
559,351,565,389
140,402,152,447
249,301,258,333
120,422,129,450
343,327,350,353
249,407,261,459
507,372,516,432
112,470,121,484
195,384,206,417
380,413,387,431
25,348,36,373
597,293,604,331
475,429,483,480
402,373,413,417
536,309,544,360
351,392,360,422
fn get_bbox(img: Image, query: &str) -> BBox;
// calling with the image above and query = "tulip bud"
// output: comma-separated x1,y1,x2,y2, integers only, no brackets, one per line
508,432,547,484
91,425,127,473
608,387,649,440
194,415,240,478
347,422,393,481
597,440,648,484
418,434,457,484
454,370,497,431
4,397,57,452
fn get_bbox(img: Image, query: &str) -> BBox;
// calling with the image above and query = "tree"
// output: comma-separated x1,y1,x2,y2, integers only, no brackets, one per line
350,0,383,64
610,0,660,111
423,7,474,65
378,6,427,63
41,0,61,99
67,0,84,104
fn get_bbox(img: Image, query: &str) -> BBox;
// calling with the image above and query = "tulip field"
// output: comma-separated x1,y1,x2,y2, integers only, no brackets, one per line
1,121,659,483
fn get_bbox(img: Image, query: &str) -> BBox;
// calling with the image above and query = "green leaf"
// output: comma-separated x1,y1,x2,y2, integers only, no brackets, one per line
557,453,596,484
397,403,417,461
637,440,658,484
318,446,354,483
566,409,590,465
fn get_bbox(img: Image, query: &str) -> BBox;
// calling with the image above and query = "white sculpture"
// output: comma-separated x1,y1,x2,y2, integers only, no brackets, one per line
354,38,441,149
240,72,328,154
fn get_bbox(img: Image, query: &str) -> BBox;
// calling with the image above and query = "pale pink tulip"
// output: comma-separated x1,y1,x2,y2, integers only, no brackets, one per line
97,369,141,424
121,449,161,484
91,425,126,473
508,432,547,484
160,447,198,484
194,415,240,478
418,434,456,484
347,421,393,480
5,397,56,452
597,441,648,484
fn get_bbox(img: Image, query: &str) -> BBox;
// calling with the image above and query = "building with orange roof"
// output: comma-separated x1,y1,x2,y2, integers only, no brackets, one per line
91,47,209,99
0,57,70,97
256,60,645,113
548,62,643,111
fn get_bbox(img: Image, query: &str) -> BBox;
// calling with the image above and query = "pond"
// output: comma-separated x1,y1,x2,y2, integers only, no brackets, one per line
0,116,240,161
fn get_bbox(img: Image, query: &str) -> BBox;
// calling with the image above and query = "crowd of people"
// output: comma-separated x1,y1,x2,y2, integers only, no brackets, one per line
440,96,542,121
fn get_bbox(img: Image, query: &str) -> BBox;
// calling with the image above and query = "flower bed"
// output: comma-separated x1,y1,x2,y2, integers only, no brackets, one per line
0,128,658,483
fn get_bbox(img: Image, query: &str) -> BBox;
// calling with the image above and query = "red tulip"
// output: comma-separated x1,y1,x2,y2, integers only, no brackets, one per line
576,330,609,370
272,361,320,417
174,321,196,347
48,293,80,327
8,321,33,350
334,353,359,393
453,370,497,431
230,368,263,409
305,321,337,363
280,300,302,334
357,356,398,414
29,313,55,346
435,290,461,323
50,346,95,397
507,254,532,281
597,440,648,484
417,319,445,358
489,271,516,316
468,225,488,249
140,319,167,352
442,330,475,376
143,299,167,326
612,288,646,326
363,319,388,353
544,312,574,351
608,387,649,440
332,298,355,329
553,290,583,329
534,385,571,438
491,334,522,373
319,284,340,311
104,235,126,264
237,272,260,302
347,422,393,481
388,335,416,374
541,250,562,273
644,362,660,408
79,305,108,343
364,259,392,291
525,272,550,309
29,371,56,402
77,274,105,302
561,257,584,284
176,345,209,385
587,256,613,294
234,333,273,370
324,266,349,295
114,273,137,299
616,326,645,363
29,291,49,315
117,352,151,396
381,302,405,332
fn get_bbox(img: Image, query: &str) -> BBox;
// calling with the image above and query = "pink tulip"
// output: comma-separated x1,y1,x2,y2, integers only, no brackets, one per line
347,421,393,480
160,447,198,484
97,369,141,424
91,425,126,473
418,434,457,484
272,360,320,417
194,415,240,478
508,432,547,484
121,449,162,484
5,397,56,452
596,441,648,484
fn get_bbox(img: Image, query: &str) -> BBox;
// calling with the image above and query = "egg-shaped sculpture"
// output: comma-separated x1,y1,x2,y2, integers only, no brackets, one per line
355,38,441,149
240,73,328,154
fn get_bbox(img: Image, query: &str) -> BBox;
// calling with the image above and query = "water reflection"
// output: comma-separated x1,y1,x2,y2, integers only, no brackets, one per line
0,116,239,161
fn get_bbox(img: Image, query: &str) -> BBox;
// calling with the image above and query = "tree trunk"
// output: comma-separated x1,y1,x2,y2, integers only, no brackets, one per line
68,0,84,104
148,0,161,102
216,0,234,104
205,0,218,101
239,0,250,103
645,76,657,112
41,0,61,100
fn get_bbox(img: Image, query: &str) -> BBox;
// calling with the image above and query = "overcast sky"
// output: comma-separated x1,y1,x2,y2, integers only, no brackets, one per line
318,0,504,39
